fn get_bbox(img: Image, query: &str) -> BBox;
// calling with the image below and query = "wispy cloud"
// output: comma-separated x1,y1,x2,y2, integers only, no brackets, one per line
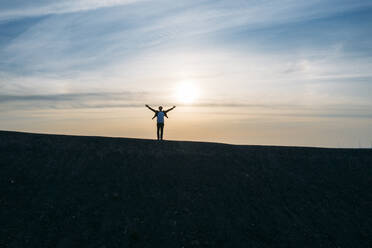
0,91,148,111
0,91,145,103
2,91,371,122
2,0,371,75
0,0,141,21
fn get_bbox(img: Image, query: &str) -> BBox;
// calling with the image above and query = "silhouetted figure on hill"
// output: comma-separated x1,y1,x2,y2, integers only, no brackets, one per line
146,105,176,140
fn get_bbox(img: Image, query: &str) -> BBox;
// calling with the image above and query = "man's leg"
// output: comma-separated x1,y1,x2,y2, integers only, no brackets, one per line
157,124,160,140
160,124,164,140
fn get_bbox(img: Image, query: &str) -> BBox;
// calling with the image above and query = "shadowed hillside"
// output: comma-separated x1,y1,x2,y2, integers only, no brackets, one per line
1,130,372,248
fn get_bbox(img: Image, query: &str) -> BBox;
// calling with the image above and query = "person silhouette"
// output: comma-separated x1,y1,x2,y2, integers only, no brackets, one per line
145,105,176,140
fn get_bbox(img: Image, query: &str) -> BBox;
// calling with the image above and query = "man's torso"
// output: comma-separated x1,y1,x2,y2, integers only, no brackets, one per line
157,111,165,123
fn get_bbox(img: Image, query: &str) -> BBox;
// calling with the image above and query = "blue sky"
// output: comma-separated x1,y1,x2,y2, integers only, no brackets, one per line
1,0,372,147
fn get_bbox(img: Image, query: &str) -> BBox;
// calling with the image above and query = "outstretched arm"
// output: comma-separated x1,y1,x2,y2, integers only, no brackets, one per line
164,106,176,113
145,104,156,113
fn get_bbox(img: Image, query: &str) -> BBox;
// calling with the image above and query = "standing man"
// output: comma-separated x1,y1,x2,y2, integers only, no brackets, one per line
145,105,176,140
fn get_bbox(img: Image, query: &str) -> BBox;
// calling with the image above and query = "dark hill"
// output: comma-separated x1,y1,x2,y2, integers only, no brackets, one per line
1,130,372,248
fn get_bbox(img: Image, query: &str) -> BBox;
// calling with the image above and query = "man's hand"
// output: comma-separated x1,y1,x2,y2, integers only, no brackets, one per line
164,105,176,113
146,104,157,113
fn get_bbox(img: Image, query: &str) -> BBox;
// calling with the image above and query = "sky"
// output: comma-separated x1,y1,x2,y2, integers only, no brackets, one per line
1,0,372,147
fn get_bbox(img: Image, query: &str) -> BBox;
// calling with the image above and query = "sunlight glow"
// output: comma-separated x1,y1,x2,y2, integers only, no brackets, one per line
175,81,199,104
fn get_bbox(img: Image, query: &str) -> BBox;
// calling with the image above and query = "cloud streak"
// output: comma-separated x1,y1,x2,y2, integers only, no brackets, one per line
0,91,145,102
2,91,372,121
2,0,371,75
0,0,141,21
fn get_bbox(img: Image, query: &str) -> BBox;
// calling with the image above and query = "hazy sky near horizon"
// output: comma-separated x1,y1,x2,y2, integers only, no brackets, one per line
1,0,372,147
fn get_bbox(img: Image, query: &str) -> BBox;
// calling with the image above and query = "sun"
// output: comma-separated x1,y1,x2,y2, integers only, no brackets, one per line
175,81,199,104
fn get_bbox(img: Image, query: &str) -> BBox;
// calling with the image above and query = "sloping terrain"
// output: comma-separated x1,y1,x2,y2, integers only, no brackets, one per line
1,130,371,247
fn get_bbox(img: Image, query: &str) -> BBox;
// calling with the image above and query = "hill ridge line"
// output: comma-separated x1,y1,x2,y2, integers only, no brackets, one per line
0,129,367,150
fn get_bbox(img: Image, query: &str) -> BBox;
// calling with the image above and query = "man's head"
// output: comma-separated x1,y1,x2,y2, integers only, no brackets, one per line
159,106,163,111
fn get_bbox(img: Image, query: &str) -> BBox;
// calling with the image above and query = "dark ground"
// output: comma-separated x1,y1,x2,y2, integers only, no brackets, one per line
1,130,372,248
